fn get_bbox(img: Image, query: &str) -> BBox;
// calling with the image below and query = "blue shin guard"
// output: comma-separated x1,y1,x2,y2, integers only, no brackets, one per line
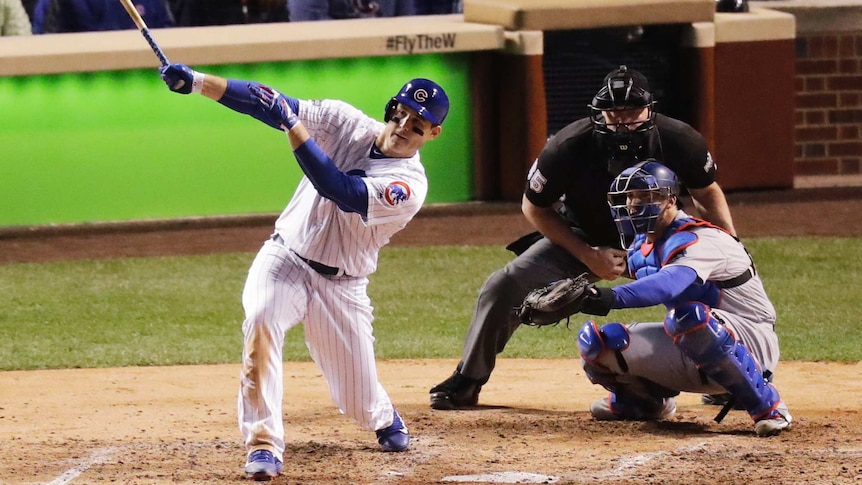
577,321,630,389
664,302,781,421
577,321,630,363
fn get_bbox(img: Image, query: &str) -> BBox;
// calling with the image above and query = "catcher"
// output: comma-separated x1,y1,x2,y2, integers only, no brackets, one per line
518,160,792,437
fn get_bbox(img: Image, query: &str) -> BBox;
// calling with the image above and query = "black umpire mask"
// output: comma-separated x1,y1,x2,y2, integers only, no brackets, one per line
588,65,657,175
602,128,653,175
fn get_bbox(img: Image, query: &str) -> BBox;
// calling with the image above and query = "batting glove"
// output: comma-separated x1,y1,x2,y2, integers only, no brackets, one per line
160,64,205,95
249,84,299,130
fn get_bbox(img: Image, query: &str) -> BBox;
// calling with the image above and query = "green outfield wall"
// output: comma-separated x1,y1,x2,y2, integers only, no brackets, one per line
0,55,473,227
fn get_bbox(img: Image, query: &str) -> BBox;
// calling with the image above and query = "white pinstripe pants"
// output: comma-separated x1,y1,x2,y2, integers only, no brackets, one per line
237,238,395,461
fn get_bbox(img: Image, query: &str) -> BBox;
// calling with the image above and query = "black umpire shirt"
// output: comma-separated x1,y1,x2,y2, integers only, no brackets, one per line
525,114,717,249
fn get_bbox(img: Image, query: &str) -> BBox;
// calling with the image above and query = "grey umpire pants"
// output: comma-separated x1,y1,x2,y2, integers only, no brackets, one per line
458,235,597,381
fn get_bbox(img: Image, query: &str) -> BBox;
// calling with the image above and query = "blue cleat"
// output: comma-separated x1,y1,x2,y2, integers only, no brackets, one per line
376,409,410,452
244,449,283,481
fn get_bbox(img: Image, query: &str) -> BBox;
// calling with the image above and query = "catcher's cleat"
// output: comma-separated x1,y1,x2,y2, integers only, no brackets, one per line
590,394,677,421
754,402,792,437
244,449,283,481
376,409,410,452
429,369,483,410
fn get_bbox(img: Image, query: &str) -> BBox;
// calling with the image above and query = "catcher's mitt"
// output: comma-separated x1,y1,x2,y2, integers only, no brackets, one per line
517,273,592,327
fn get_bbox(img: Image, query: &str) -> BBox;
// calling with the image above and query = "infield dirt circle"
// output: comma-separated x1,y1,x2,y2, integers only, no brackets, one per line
1,187,862,485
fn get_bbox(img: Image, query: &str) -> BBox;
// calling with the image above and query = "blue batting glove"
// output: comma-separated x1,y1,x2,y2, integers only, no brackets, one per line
159,64,199,95
249,84,299,130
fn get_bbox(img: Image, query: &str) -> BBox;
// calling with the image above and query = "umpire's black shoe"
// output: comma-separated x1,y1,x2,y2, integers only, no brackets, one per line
429,369,484,410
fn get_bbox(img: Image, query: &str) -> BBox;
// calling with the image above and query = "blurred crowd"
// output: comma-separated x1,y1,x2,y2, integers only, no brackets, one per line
0,0,462,36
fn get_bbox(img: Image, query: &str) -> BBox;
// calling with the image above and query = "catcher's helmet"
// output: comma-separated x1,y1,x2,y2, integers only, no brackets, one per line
384,78,449,126
608,159,679,247
589,66,657,172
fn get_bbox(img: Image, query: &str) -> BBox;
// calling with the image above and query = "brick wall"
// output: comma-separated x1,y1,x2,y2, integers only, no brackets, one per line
795,31,862,176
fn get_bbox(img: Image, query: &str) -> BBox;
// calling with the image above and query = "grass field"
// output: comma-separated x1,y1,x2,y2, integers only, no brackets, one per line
1,237,860,371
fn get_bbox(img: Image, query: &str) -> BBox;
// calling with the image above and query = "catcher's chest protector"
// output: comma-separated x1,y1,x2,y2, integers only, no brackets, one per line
629,218,729,308
627,217,718,279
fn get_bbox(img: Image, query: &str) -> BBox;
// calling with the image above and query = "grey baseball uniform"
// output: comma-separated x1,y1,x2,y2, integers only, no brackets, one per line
588,211,780,394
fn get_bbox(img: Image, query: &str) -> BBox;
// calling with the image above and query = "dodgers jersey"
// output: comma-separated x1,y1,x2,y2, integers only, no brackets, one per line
274,99,428,277
658,211,777,325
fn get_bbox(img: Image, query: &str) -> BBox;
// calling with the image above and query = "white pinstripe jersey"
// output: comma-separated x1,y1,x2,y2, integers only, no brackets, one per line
274,99,428,277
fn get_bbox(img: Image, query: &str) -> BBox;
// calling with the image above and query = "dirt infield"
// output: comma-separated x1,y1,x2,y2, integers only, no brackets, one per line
2,360,861,484
2,186,862,484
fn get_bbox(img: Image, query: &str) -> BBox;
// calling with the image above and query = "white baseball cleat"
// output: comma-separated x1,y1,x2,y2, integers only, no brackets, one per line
754,402,792,437
590,394,677,421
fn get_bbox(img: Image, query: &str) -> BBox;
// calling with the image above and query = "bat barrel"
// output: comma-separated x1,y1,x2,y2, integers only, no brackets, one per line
119,0,146,29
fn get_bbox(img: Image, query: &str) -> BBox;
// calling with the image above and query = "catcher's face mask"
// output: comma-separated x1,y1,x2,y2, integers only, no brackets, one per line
608,160,679,247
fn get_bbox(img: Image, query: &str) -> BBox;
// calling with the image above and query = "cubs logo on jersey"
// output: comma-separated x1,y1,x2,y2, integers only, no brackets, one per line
383,181,411,206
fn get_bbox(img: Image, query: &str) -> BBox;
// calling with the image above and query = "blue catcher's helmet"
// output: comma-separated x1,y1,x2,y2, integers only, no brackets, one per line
608,159,679,247
384,78,449,126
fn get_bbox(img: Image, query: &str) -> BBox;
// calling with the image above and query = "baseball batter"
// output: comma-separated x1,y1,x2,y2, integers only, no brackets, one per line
159,64,449,480
571,160,791,437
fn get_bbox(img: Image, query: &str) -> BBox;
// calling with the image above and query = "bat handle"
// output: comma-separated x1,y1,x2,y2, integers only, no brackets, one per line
141,28,169,66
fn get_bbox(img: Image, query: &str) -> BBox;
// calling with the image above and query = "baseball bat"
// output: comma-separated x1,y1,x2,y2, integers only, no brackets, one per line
117,0,170,66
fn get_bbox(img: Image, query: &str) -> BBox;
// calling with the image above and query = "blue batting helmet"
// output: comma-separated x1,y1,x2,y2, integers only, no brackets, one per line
384,78,449,126
608,159,679,246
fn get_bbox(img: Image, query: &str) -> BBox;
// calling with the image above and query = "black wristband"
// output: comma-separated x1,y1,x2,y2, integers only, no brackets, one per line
580,287,615,316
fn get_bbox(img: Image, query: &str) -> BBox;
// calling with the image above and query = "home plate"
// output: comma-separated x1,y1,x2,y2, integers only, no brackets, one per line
441,472,560,483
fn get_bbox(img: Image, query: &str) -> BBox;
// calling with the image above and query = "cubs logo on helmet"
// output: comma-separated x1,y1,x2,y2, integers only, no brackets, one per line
383,181,411,206
384,78,449,126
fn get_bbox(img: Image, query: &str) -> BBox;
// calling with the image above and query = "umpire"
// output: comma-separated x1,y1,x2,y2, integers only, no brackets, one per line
430,65,737,410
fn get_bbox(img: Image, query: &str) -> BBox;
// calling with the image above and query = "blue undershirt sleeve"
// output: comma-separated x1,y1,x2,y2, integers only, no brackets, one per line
293,141,369,216
612,265,699,308
216,80,367,214
217,80,300,131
